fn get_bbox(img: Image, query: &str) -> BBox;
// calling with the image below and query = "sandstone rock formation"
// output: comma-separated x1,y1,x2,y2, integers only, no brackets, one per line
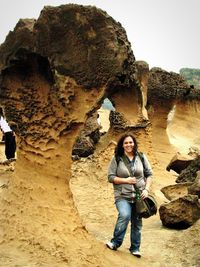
147,68,191,156
0,4,141,266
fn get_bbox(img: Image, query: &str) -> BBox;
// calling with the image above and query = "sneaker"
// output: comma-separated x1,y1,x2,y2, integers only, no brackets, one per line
106,241,117,250
131,251,141,258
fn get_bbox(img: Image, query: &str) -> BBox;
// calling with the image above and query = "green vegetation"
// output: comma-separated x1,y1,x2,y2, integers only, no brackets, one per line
180,68,200,89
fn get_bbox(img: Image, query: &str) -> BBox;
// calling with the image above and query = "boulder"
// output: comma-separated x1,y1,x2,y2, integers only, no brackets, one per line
159,195,200,229
188,171,200,198
176,155,200,183
166,152,194,174
161,182,192,201
72,136,94,157
72,113,101,157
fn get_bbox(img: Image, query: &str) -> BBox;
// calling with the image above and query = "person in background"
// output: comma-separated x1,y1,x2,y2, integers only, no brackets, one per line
1,129,5,142
97,113,101,127
0,107,16,160
106,133,153,258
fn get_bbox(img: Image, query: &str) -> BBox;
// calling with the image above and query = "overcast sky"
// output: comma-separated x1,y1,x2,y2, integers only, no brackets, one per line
1,0,199,73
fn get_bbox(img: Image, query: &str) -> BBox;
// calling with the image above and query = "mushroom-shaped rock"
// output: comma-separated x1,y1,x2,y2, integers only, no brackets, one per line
0,4,140,265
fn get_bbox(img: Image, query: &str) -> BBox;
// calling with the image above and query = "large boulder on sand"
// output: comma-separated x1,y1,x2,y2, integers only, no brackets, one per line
159,195,200,229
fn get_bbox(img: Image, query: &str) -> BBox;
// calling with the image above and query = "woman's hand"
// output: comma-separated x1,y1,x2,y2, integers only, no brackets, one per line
141,189,149,199
126,177,137,184
113,176,136,185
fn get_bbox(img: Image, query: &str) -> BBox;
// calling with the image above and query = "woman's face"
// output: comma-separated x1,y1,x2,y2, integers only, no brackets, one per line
123,136,134,154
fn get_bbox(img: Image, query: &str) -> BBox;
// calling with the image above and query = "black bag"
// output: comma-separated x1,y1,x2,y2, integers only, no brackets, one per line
135,194,157,218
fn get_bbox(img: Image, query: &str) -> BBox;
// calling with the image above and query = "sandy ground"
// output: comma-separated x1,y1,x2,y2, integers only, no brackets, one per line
70,140,178,267
0,109,199,267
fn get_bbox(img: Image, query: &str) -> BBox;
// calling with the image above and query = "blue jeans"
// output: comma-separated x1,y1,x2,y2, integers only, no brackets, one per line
111,199,142,252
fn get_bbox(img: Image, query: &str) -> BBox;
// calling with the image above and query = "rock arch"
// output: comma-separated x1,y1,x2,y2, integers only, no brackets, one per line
0,4,146,266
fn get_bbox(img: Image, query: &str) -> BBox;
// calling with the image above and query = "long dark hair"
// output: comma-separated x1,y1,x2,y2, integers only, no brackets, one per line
115,133,138,158
0,107,4,118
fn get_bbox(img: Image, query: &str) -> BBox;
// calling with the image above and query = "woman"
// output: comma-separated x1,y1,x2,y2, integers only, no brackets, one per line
106,133,153,258
0,107,16,160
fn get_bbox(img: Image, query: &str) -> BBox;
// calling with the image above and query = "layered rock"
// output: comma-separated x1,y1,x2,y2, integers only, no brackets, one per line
167,99,200,153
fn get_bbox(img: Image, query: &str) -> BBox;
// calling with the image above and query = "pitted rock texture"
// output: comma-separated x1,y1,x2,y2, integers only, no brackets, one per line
0,4,137,160
146,68,200,169
0,4,200,267
0,5,136,90
148,68,191,102
0,5,141,266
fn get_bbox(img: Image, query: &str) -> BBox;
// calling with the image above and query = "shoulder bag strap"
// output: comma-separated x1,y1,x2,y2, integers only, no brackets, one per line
121,155,140,193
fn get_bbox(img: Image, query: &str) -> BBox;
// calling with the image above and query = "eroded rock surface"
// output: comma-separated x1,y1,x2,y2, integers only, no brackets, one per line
0,4,140,266
146,68,192,163
159,195,200,229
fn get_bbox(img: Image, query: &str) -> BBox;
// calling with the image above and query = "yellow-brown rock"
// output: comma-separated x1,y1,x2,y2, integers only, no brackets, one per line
0,4,140,266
